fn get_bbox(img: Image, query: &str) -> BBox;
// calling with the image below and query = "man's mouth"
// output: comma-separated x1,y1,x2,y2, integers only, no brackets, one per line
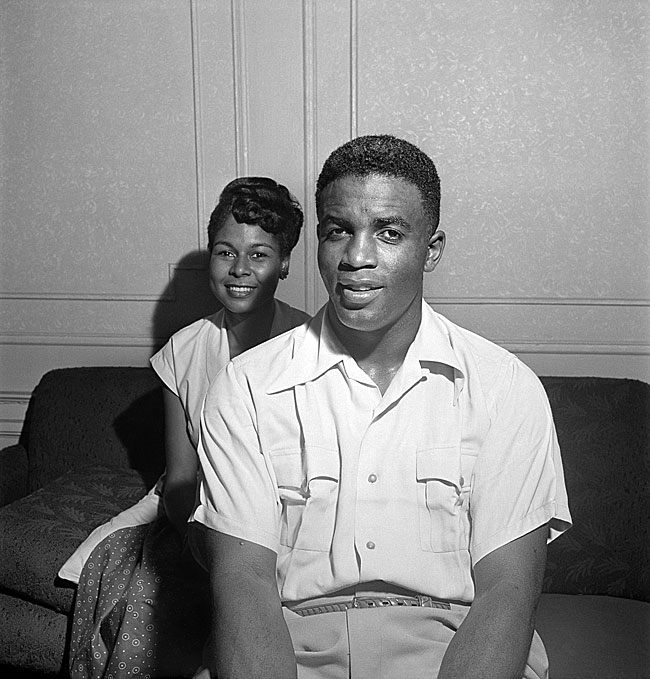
338,282,382,305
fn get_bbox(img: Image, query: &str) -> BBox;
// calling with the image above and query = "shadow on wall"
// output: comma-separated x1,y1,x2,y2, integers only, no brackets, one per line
150,249,219,351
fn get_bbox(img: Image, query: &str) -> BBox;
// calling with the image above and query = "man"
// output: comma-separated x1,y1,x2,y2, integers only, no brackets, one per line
190,135,571,679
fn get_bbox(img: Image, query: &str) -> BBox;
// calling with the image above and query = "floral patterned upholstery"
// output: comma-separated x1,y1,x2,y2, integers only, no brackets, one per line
0,465,148,615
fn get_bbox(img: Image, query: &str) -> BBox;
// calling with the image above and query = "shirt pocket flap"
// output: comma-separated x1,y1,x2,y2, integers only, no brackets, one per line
272,452,304,490
304,446,340,484
416,446,462,490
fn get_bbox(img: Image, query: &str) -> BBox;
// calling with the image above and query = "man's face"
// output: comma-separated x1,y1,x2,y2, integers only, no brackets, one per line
317,174,444,337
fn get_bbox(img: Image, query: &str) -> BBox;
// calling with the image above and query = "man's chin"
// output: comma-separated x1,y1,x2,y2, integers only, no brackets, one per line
328,303,383,334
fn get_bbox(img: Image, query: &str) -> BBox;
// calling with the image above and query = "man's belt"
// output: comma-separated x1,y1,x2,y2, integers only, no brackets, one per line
288,595,451,617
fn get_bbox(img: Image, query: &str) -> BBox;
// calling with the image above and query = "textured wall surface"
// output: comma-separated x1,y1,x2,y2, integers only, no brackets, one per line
1,0,648,445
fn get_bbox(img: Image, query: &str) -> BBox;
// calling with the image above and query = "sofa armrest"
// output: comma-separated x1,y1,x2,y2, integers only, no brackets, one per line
0,443,28,507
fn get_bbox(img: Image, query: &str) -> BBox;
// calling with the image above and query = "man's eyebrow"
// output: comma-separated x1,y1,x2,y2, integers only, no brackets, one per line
319,214,351,226
374,216,412,230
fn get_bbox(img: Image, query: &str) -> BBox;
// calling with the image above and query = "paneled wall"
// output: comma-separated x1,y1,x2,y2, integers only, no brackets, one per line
2,0,648,447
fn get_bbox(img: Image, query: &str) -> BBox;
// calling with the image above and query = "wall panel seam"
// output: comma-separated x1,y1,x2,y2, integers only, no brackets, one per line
231,0,249,175
349,0,358,139
190,0,207,250
303,0,320,314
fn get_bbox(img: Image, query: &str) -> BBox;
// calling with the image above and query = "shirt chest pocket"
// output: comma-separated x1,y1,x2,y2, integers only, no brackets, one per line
271,448,340,553
416,446,473,553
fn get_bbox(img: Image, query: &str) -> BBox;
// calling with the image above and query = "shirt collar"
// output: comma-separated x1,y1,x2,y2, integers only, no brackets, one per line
267,299,464,394
267,305,345,394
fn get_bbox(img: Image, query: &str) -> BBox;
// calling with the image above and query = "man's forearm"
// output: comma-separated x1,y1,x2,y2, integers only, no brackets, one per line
189,525,296,679
438,526,547,679
206,567,297,679
437,583,535,679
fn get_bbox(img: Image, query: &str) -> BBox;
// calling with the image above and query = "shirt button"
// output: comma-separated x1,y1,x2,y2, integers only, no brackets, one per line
368,473,378,483
366,541,376,550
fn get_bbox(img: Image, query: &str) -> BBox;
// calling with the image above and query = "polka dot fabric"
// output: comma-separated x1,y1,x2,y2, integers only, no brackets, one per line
69,518,209,678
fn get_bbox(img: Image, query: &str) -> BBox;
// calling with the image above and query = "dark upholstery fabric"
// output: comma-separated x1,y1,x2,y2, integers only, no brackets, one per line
0,593,68,674
0,443,28,507
26,367,165,493
540,377,650,602
0,465,148,614
536,593,650,679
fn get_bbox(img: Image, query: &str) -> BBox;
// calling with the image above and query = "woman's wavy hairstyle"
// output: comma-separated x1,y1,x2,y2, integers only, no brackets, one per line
208,177,303,256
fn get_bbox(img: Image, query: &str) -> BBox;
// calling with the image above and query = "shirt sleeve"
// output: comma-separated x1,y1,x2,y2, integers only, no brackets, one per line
469,358,572,565
150,339,178,396
191,362,282,553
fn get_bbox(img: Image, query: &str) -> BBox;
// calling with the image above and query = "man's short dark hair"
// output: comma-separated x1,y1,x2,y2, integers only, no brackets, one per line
315,135,441,233
208,177,303,256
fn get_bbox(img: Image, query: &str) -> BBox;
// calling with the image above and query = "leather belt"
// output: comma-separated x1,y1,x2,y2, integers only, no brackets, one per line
288,595,451,617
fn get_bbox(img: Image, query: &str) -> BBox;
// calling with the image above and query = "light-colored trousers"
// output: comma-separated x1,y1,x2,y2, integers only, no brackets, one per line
283,604,548,679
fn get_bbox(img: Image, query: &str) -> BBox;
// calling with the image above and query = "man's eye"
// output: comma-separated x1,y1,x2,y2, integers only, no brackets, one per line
380,229,402,243
322,227,348,241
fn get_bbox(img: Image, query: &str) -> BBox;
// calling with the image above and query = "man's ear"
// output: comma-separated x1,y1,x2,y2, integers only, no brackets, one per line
424,230,445,273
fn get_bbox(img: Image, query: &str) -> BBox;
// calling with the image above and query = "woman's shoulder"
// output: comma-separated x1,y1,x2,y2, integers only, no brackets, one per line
169,310,224,345
274,299,310,333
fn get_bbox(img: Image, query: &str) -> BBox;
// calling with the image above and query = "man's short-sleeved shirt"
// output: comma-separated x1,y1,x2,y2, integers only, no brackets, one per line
192,301,572,603
150,299,309,448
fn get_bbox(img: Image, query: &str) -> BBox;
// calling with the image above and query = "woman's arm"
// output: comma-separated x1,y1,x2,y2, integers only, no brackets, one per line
162,386,198,534
189,523,297,679
438,524,548,679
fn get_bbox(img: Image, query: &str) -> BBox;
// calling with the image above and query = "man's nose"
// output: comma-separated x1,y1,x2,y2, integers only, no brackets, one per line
230,255,250,276
342,233,377,269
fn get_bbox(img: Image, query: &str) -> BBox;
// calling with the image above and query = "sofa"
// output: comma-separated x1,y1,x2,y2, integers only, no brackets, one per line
0,367,648,678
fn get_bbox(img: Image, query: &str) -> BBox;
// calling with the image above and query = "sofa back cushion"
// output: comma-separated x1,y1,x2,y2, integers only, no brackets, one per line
540,376,650,603
25,367,165,492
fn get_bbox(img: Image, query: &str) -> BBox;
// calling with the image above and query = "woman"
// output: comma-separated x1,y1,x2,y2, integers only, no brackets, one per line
64,177,309,678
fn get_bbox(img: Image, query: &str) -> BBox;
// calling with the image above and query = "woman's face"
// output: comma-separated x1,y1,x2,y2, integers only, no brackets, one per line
209,215,289,317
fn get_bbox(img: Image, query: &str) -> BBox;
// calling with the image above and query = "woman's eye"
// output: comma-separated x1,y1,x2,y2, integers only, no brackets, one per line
251,251,267,259
214,249,235,258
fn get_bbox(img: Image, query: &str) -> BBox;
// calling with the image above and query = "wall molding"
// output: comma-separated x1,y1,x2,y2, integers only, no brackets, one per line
0,291,167,302
0,334,156,347
0,424,24,439
0,391,31,441
0,391,31,406
190,0,208,250
231,0,250,176
0,262,208,303
498,341,650,356
349,0,359,139
425,297,650,307
302,0,320,313
3,293,645,306
1,332,647,355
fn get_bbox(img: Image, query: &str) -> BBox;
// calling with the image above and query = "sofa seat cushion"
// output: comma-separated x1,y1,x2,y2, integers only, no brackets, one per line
0,592,68,674
536,593,650,679
0,465,149,615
